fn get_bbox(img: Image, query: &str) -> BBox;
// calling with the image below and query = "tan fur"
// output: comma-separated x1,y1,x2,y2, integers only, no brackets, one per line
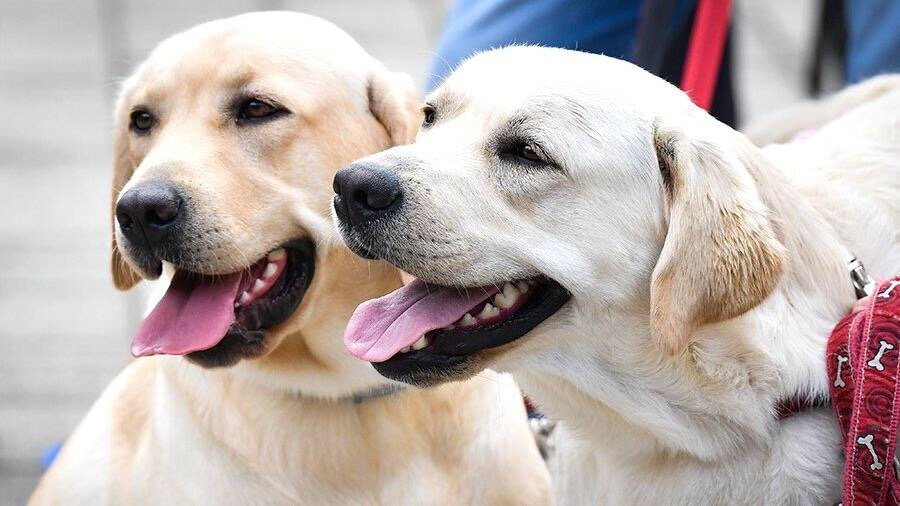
30,13,550,505
650,120,787,355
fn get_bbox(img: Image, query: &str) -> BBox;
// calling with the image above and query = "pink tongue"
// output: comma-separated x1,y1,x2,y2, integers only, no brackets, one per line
344,280,497,362
131,271,243,357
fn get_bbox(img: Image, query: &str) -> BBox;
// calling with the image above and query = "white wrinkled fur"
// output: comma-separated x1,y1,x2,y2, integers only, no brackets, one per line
359,47,900,504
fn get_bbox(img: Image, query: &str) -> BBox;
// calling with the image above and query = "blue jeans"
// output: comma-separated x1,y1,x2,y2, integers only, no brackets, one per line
426,0,643,91
845,0,900,83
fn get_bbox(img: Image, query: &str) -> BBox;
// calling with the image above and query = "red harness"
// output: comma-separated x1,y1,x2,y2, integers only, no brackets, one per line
828,276,900,505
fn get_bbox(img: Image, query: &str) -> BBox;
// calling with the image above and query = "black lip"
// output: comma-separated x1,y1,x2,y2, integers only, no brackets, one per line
187,238,316,368
373,277,570,386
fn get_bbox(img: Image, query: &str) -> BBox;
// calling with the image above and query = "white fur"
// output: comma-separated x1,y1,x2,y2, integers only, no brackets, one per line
347,47,900,504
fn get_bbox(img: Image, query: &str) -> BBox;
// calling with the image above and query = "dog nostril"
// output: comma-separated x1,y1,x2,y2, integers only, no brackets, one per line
145,201,179,227
117,212,134,230
354,187,397,211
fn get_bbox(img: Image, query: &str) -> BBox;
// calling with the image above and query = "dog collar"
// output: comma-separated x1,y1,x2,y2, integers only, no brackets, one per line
294,384,405,405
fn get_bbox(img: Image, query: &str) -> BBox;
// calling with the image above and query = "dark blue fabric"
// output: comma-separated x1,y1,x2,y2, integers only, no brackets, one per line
427,0,643,91
845,0,900,83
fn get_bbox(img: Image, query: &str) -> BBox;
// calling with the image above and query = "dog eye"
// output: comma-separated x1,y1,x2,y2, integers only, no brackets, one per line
130,110,154,133
509,142,547,164
237,98,283,122
422,105,436,127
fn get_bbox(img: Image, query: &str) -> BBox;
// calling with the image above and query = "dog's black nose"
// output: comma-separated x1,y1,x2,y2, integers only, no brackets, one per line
116,182,183,249
333,162,402,225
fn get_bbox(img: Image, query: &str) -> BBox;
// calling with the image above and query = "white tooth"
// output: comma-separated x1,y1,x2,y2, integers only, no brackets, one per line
495,283,520,308
262,262,278,279
239,291,251,304
459,313,476,326
412,336,427,350
234,302,241,308
252,279,266,293
517,281,530,292
479,303,500,319
401,346,412,353
267,248,286,262
494,293,512,309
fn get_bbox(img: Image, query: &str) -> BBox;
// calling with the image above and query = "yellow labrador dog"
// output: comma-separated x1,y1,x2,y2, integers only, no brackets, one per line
335,46,900,504
30,14,551,505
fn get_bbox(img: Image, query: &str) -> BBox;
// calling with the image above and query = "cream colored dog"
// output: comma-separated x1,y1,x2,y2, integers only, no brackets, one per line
335,46,900,504
30,15,551,505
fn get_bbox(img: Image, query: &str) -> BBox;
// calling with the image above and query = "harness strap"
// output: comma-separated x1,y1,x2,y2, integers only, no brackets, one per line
828,276,900,505
680,0,731,111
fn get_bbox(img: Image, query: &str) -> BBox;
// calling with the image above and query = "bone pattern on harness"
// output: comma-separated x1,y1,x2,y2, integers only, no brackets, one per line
836,354,850,388
868,340,896,372
881,281,900,300
859,434,885,471
826,275,900,505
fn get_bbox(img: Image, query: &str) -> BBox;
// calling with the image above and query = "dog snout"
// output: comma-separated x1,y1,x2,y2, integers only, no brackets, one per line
333,162,402,225
116,181,184,249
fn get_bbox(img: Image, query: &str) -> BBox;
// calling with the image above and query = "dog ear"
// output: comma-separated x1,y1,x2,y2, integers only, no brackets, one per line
110,106,142,291
650,119,786,355
367,70,420,146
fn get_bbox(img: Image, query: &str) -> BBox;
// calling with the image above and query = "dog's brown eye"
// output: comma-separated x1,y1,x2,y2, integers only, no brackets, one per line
422,105,436,127
237,98,282,122
130,110,154,133
516,142,543,163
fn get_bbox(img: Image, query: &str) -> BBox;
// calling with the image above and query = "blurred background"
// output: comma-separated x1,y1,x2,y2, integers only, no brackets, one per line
0,0,855,502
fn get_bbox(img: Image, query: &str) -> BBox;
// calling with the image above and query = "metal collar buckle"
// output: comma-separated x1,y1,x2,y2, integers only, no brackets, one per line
848,256,876,300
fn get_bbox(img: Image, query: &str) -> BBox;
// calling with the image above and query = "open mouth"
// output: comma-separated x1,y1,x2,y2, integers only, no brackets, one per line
131,239,315,368
343,275,570,383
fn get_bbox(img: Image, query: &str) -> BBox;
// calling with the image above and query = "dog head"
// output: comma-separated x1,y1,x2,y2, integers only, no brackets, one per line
112,12,418,395
334,46,785,386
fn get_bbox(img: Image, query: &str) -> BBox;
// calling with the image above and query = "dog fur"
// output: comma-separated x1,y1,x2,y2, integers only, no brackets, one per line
335,46,900,504
30,15,551,505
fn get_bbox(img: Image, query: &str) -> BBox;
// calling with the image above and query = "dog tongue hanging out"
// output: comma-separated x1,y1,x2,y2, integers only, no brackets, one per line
129,242,315,363
131,248,292,357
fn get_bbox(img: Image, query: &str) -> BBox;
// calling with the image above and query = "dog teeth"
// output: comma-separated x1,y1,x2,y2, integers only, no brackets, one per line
262,262,278,279
479,303,500,319
494,282,521,308
517,281,530,292
411,336,428,350
239,291,251,304
251,279,266,293
400,346,412,353
459,313,476,326
267,248,286,262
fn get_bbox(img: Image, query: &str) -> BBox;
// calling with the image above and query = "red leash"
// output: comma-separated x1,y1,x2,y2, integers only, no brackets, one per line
680,0,732,111
828,276,900,504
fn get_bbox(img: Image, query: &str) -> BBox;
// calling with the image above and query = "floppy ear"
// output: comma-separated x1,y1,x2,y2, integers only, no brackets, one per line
110,106,142,290
367,70,420,146
650,119,786,355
